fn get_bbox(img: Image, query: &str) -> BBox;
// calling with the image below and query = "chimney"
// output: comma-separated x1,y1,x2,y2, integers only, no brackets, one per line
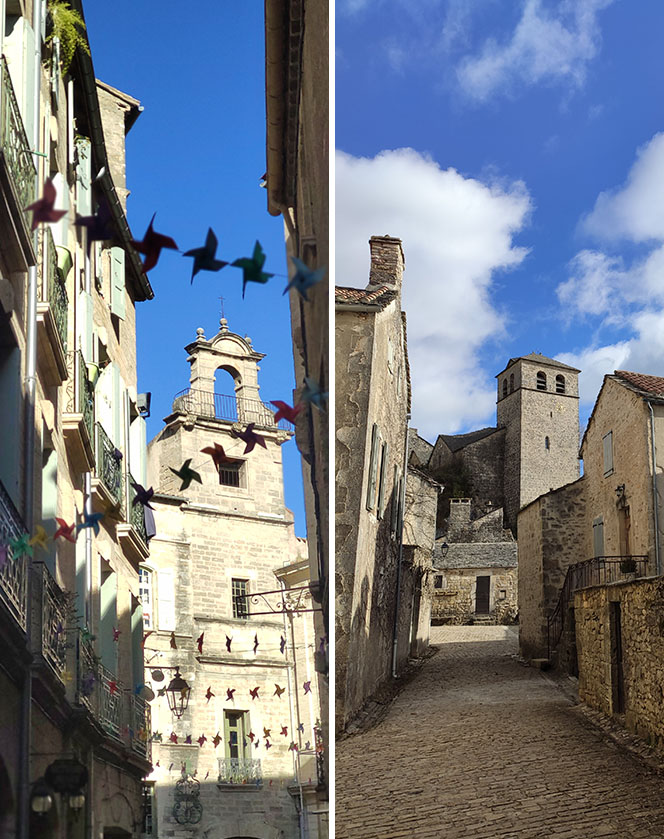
449,498,471,529
368,235,405,291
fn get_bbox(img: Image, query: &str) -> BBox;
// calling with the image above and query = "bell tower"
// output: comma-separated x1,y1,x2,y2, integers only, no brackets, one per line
147,318,292,520
496,353,581,532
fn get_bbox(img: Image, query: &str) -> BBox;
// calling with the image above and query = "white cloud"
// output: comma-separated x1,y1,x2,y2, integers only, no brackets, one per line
582,132,664,242
336,148,532,439
456,0,613,102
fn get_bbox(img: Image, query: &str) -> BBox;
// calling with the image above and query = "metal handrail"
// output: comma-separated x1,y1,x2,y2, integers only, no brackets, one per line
217,757,262,785
95,423,123,506
37,561,68,678
127,473,148,545
172,388,293,431
547,555,649,657
41,227,68,352
65,351,95,448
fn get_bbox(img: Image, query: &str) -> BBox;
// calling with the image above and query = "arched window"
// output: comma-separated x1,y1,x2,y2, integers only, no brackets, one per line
536,371,547,391
138,566,153,629
502,379,508,399
509,373,514,393
545,436,550,450
555,374,565,394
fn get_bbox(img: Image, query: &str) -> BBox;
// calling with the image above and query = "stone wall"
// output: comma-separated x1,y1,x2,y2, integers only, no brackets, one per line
431,567,518,624
517,478,586,659
575,578,664,748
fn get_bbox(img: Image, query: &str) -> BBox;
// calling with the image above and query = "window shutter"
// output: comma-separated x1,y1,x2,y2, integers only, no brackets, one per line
390,465,400,534
78,290,93,362
100,565,118,675
593,517,604,558
75,137,92,216
158,569,176,631
131,597,144,690
366,424,381,511
51,172,69,248
603,431,613,476
377,443,389,519
110,247,126,320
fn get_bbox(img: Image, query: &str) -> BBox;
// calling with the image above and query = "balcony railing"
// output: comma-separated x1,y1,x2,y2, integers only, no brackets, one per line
218,758,262,786
95,423,123,506
0,54,36,218
172,388,293,431
37,562,68,679
39,227,68,353
129,694,151,760
99,665,123,738
75,630,99,715
547,555,649,657
0,477,28,631
65,350,95,446
127,473,148,544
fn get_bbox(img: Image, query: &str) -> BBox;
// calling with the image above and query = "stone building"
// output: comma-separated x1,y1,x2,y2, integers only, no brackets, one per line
264,0,328,807
335,236,437,732
431,499,517,625
142,319,324,839
0,2,153,836
519,370,664,667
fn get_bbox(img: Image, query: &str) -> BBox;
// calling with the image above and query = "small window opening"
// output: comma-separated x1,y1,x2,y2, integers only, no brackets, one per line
509,373,514,393
536,371,547,390
232,578,249,619
434,575,444,589
219,462,243,488
555,374,565,394
545,436,550,450
502,379,507,398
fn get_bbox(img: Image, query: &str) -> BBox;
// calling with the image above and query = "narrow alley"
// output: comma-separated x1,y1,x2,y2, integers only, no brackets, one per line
336,627,664,839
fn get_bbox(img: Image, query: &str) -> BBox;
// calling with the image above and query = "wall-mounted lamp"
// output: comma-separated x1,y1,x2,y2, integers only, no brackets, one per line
30,778,53,815
440,542,450,558
165,667,191,719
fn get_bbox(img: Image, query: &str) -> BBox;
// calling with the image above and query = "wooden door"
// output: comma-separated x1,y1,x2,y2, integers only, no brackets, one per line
475,576,490,614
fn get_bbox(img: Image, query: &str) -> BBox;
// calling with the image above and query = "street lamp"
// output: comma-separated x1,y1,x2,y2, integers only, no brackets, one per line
30,778,53,815
165,667,191,719
440,542,450,558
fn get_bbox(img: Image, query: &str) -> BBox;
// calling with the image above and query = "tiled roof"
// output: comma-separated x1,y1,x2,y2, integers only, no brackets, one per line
437,427,500,453
335,284,397,309
613,370,664,397
503,353,580,373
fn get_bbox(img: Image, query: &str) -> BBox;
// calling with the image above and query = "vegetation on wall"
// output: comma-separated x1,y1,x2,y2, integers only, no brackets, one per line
46,0,90,75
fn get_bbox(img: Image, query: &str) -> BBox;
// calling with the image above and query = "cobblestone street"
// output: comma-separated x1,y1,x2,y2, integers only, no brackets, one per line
336,626,664,839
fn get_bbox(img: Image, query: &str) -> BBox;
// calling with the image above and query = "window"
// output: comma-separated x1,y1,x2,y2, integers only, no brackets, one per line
502,379,507,399
139,567,153,629
219,462,243,488
555,374,565,394
232,578,249,619
434,575,444,589
390,465,400,535
545,436,550,450
536,371,547,390
593,516,605,558
224,710,250,760
603,431,614,477
376,442,389,519
142,783,156,836
366,424,381,511
509,373,514,393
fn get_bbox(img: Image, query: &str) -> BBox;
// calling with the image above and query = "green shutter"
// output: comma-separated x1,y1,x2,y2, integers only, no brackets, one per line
78,290,93,363
131,598,144,690
110,247,126,320
100,567,117,675
76,137,92,216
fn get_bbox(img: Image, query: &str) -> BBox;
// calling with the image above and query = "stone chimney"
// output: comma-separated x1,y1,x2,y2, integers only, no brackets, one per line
449,498,472,531
368,235,405,291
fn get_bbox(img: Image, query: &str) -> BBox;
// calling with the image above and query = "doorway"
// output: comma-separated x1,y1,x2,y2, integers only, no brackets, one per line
609,601,625,714
475,576,490,614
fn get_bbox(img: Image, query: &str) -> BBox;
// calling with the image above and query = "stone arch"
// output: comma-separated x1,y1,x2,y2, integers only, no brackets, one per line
203,815,283,839
101,792,136,836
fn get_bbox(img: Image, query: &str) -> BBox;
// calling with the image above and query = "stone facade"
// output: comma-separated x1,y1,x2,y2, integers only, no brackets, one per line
574,578,664,748
144,322,323,839
431,499,518,624
336,236,438,733
264,1,329,810
0,5,153,836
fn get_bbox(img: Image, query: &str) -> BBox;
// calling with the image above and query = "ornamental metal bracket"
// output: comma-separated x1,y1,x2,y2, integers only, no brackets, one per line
173,776,202,825
247,585,322,617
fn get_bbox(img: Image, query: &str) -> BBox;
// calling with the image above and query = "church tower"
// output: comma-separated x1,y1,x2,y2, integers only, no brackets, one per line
496,353,581,532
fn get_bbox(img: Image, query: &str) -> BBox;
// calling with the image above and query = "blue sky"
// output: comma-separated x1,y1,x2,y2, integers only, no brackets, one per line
336,0,664,442
83,2,306,534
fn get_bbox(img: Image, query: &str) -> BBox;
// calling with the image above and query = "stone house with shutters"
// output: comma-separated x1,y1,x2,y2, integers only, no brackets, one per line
142,318,323,839
335,236,437,733
0,2,153,836
519,371,664,677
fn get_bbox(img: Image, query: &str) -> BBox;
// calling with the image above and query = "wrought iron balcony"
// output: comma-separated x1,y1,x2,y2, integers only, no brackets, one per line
0,477,28,632
218,758,262,786
127,473,147,544
172,388,293,431
95,423,123,507
35,562,68,679
36,228,69,384
99,665,122,739
63,351,95,471
129,694,152,760
0,54,36,265
74,629,100,716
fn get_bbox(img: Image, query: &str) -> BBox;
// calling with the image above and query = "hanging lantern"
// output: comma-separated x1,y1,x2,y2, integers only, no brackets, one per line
165,667,191,719
30,778,53,815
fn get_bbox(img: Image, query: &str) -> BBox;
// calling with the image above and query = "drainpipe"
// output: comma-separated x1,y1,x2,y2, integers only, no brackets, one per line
647,400,661,576
391,417,411,678
18,2,43,836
